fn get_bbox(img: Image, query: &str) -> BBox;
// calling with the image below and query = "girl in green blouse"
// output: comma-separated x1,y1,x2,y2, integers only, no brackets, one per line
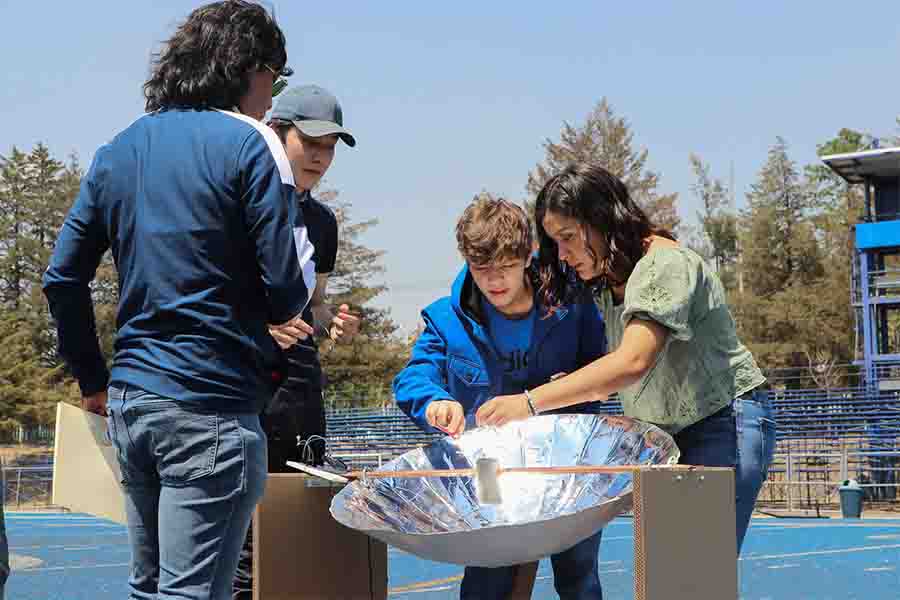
477,163,776,554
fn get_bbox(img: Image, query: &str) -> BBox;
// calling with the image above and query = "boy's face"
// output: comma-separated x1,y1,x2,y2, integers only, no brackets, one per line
468,255,532,313
282,127,339,191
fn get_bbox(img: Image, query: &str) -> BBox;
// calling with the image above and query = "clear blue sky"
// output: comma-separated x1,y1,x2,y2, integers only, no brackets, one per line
2,2,898,333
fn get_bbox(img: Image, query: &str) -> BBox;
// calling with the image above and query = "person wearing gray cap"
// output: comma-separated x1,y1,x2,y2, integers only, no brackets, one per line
270,84,356,147
232,84,359,600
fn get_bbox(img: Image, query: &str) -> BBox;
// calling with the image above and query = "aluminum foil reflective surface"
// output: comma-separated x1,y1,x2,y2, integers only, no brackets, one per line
330,414,679,567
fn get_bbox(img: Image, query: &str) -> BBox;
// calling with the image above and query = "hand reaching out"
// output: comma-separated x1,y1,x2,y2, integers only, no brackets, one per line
328,304,360,343
426,400,466,437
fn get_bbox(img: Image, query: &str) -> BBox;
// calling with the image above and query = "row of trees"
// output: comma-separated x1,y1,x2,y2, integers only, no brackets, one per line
1,102,896,427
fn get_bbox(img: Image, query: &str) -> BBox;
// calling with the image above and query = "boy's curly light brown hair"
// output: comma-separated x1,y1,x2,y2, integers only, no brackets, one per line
456,193,533,267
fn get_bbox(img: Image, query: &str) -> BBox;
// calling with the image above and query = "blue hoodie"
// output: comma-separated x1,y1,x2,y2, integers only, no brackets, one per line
394,265,607,432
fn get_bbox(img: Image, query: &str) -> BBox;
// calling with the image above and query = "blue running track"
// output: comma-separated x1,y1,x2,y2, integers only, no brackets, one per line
8,513,900,599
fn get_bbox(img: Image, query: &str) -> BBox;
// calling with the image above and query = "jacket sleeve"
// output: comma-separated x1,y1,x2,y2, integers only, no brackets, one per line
238,129,314,324
393,310,455,433
42,149,111,396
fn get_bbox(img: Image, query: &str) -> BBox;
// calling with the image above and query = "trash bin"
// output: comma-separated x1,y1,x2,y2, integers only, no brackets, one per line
838,479,864,519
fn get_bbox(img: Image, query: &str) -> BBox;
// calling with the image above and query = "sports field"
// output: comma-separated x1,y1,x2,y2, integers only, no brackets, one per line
8,512,900,599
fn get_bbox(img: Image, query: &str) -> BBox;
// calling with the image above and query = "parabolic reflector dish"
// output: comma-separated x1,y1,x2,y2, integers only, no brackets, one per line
330,414,679,567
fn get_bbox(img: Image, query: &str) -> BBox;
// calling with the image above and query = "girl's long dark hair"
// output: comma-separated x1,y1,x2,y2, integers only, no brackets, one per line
534,163,675,308
143,0,292,112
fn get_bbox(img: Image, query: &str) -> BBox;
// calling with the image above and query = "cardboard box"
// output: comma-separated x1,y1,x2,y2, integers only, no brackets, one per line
632,466,736,600
253,473,388,600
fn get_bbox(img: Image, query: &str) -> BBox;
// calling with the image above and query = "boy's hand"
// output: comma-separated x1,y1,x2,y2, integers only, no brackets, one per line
329,304,361,343
268,316,315,349
426,400,466,437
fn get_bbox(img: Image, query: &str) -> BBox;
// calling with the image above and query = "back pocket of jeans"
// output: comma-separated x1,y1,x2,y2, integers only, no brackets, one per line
152,406,218,485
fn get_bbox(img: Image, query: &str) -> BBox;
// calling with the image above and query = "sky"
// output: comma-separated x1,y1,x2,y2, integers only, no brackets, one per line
2,1,899,333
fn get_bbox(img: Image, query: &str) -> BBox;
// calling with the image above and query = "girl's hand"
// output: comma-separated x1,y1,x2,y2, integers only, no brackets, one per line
475,393,531,428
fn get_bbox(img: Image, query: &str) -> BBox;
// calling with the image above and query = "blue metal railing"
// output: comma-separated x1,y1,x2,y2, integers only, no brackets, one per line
322,385,900,466
766,386,900,441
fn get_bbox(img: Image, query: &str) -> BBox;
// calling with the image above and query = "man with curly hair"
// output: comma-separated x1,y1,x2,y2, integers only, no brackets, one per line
43,2,313,598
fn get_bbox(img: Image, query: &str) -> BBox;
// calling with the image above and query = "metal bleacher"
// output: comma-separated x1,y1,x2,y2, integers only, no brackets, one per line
324,407,442,468
323,400,628,469
764,385,900,507
325,387,900,457
770,386,900,441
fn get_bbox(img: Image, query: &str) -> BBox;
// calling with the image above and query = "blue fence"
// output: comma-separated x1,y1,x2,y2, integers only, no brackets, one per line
324,387,900,452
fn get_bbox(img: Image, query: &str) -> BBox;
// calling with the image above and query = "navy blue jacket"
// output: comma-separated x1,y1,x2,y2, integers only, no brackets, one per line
43,109,316,412
394,266,607,432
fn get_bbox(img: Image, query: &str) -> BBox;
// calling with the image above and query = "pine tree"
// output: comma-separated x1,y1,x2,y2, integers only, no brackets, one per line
802,129,868,375
740,138,821,298
0,311,77,429
526,98,679,232
731,137,845,380
0,147,31,309
316,188,410,407
0,144,114,424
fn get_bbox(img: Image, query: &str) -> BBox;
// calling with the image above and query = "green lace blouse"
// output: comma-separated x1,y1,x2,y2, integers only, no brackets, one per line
593,246,765,434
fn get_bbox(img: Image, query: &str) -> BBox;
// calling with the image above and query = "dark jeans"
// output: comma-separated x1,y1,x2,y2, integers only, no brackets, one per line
460,529,604,599
674,387,777,553
232,382,325,600
107,385,268,600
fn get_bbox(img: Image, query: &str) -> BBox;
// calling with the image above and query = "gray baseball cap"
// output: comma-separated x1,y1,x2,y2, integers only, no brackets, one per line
270,84,356,147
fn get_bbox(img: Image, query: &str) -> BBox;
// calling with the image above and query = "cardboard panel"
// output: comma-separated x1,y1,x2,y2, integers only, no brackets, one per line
633,466,736,600
253,473,387,600
51,402,127,524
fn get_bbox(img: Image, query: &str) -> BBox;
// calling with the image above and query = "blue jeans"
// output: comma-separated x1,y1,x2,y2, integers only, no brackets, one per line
674,388,776,553
460,529,604,599
107,385,268,600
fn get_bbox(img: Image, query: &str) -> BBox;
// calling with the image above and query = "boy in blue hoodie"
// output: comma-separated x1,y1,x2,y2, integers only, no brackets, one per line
393,195,607,599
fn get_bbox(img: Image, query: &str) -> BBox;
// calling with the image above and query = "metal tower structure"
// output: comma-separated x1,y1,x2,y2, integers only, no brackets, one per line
822,146,900,393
